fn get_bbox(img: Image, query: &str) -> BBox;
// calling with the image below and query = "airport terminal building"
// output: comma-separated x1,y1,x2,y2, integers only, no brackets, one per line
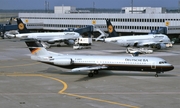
18,6,180,37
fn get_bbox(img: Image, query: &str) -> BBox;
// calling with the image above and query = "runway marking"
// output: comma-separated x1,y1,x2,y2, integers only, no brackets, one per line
0,62,40,68
0,73,139,108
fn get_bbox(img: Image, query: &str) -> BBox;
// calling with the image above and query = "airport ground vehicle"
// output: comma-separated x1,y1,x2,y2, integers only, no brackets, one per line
126,47,153,54
75,37,92,45
73,44,91,50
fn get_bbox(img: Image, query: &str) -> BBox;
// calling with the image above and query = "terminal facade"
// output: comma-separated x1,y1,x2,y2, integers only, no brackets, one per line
18,6,180,38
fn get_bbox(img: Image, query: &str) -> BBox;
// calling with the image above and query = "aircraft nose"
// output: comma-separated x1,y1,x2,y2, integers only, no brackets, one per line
170,65,174,70
168,65,174,71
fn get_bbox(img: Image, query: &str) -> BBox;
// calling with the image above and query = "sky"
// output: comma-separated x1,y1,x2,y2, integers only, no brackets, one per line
0,0,179,10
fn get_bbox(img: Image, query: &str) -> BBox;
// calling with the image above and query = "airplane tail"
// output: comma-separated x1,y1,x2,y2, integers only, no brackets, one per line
16,18,30,33
24,39,49,56
106,19,118,37
8,17,13,25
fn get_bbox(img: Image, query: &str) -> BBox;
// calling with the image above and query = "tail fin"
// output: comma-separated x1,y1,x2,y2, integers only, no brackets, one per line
24,39,49,56
16,18,30,33
106,19,118,37
8,17,13,25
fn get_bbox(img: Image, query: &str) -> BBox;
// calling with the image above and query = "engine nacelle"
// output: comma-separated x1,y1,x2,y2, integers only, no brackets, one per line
156,43,166,49
53,58,73,66
64,40,75,45
47,40,55,44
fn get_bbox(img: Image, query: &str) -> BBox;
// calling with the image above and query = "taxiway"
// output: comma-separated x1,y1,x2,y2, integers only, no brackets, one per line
0,39,179,108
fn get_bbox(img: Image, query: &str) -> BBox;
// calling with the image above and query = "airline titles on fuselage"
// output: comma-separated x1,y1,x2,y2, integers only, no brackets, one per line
125,58,148,62
153,36,164,38
74,58,149,62
64,33,76,35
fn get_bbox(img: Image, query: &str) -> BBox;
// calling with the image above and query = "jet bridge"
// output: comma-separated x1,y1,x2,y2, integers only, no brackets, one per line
66,25,93,37
0,24,18,39
0,18,18,39
149,27,167,34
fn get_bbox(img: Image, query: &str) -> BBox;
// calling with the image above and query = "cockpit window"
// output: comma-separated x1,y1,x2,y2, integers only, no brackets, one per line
159,61,167,64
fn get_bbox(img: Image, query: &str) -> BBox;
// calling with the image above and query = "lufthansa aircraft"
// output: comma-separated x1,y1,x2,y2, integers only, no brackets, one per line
24,39,174,77
9,18,81,46
105,19,172,49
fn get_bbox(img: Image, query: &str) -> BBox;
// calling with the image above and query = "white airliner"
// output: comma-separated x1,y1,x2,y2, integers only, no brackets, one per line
15,32,81,45
104,19,172,49
24,39,174,77
9,18,82,46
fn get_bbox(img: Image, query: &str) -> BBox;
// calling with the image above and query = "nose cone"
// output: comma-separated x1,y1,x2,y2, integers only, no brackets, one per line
165,65,174,71
169,65,174,71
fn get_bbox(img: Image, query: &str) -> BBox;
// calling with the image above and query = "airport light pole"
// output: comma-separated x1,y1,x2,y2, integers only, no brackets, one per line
131,0,133,14
93,2,95,13
179,0,180,13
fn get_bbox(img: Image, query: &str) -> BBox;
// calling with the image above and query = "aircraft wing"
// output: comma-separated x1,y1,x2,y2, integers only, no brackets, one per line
71,66,107,72
138,41,160,46
48,38,65,42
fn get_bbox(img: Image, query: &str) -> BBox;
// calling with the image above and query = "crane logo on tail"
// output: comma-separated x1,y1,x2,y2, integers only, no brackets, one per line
108,25,113,33
18,23,24,30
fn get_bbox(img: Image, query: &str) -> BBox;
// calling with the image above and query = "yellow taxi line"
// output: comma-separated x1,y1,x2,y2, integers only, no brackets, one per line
1,73,140,108
63,92,139,108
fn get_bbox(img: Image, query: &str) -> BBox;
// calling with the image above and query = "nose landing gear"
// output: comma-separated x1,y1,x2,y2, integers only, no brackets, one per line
155,72,164,77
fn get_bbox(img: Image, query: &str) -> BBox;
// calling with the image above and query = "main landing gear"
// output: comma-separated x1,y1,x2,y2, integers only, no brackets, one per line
88,70,99,77
57,44,61,47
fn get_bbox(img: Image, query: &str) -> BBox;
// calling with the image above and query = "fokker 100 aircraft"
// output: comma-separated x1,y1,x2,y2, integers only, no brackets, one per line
104,19,172,49
24,39,174,77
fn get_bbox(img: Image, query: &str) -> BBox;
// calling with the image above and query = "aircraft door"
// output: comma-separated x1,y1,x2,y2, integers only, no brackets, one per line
96,61,102,65
151,62,156,69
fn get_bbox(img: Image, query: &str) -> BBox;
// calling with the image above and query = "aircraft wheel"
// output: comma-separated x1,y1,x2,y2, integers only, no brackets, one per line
155,73,159,77
57,44,61,47
93,70,99,75
88,73,94,77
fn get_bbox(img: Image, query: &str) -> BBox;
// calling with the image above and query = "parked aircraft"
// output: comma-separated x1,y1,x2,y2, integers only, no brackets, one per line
104,19,172,49
24,39,174,77
8,18,82,46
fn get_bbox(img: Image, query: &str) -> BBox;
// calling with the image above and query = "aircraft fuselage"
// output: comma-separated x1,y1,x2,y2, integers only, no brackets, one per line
105,34,171,47
34,54,174,72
